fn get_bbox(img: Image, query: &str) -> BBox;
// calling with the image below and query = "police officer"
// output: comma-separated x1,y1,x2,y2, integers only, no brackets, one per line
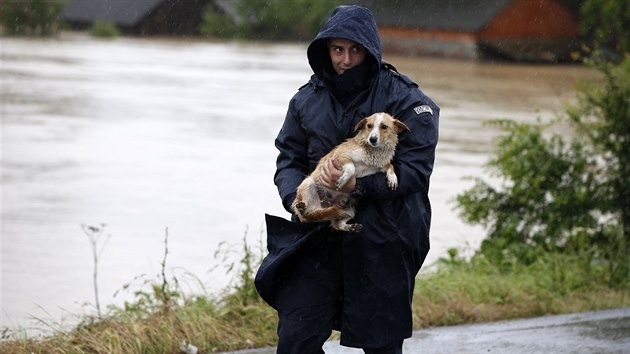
256,5,440,353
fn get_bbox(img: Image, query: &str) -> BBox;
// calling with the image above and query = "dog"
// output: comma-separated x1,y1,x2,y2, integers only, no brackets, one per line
291,112,409,232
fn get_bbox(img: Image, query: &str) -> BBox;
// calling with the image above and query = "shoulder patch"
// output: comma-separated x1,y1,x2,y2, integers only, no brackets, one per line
414,105,433,116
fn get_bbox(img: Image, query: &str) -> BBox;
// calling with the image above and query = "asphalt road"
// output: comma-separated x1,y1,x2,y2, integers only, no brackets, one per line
220,307,630,354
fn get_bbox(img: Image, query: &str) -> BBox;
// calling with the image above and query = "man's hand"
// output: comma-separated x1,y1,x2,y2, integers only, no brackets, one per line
320,158,355,193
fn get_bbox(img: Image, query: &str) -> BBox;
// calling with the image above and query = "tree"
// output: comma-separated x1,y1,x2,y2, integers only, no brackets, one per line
0,0,65,36
580,0,630,59
200,0,340,41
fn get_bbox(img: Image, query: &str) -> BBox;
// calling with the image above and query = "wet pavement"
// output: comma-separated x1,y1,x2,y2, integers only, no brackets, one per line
221,307,630,354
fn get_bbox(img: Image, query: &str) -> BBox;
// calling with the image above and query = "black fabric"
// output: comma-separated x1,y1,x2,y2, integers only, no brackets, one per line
363,339,404,354
257,4,440,349
254,214,326,308
274,231,343,354
323,55,376,107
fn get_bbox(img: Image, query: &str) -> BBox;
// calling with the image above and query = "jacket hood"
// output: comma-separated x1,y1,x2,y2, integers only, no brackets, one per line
307,5,382,80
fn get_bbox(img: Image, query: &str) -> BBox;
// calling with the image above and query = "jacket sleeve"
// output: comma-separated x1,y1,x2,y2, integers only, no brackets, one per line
274,98,309,213
359,91,439,200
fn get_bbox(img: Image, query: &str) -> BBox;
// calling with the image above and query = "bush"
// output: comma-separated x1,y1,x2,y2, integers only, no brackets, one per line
0,0,65,36
200,0,340,41
89,21,121,38
199,7,238,38
455,56,630,287
580,0,630,59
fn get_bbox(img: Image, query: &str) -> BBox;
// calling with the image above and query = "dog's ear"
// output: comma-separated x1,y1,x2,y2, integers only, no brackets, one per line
394,119,410,134
354,117,369,132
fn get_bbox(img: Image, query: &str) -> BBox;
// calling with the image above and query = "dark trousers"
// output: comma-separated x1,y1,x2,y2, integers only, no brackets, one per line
275,234,404,354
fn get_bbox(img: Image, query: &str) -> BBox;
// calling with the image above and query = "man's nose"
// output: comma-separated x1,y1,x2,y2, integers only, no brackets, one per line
343,52,352,64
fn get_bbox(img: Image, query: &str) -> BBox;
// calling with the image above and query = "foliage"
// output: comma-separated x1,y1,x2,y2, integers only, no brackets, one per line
200,0,340,40
413,248,630,328
81,223,111,318
0,0,65,36
0,230,276,353
0,252,626,354
580,0,630,59
199,7,238,38
568,55,630,284
455,56,630,286
89,21,121,38
1,240,629,353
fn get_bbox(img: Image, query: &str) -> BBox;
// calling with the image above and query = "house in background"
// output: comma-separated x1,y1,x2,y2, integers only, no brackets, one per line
62,0,584,62
61,0,214,35
352,0,583,62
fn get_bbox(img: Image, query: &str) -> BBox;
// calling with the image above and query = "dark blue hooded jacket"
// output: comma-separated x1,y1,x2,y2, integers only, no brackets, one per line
255,5,439,348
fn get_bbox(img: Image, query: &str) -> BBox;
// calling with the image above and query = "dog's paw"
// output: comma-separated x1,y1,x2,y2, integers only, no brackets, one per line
294,201,306,213
386,174,398,190
348,223,363,233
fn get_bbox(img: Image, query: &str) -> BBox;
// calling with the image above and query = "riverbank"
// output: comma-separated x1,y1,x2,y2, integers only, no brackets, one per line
2,249,628,353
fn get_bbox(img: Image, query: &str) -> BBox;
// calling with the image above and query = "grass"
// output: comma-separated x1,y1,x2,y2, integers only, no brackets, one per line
1,242,628,353
412,250,630,327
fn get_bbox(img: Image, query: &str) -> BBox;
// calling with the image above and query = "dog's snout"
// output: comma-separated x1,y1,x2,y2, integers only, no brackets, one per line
369,135,378,146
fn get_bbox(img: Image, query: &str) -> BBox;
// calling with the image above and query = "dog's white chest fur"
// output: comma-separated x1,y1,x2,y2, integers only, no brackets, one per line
349,146,395,177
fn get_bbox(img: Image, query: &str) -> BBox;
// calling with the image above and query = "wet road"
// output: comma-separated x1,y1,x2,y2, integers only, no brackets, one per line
221,307,630,354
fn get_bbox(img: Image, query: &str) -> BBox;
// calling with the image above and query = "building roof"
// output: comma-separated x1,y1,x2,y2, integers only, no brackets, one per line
62,0,165,27
352,0,515,32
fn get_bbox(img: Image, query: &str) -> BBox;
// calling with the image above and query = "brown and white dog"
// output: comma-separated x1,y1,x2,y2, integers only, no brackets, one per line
291,112,409,232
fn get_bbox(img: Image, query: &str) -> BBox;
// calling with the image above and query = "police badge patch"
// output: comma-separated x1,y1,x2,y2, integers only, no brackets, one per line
414,105,433,115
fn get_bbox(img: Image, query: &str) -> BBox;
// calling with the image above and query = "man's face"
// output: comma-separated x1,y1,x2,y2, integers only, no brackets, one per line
328,38,367,75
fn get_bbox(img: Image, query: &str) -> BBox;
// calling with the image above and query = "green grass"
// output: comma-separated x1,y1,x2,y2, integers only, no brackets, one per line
413,251,629,327
1,245,628,354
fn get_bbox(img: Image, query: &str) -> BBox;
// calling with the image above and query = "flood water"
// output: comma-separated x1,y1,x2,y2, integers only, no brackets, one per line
1,33,599,333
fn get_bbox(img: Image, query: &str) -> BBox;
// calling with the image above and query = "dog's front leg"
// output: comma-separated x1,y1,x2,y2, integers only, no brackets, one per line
336,163,356,190
385,163,398,190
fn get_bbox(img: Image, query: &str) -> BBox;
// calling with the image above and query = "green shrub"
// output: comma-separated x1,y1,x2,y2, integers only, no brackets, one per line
580,0,630,58
0,0,65,36
200,0,340,41
455,56,630,287
89,21,121,38
199,8,238,38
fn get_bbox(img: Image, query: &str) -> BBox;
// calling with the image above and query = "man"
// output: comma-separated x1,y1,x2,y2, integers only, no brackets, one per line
255,5,439,353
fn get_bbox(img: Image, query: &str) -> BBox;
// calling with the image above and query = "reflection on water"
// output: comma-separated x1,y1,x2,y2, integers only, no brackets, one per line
0,33,599,332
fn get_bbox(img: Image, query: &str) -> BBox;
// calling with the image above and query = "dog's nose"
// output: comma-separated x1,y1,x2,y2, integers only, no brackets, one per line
369,135,378,146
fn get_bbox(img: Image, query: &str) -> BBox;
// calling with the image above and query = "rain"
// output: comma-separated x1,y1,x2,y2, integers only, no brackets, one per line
0,0,605,336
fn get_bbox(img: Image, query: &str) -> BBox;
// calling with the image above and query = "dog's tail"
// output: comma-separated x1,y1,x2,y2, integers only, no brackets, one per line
301,206,350,222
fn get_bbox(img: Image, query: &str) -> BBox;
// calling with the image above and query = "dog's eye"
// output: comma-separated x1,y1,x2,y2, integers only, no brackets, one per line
367,124,373,129
381,124,388,130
